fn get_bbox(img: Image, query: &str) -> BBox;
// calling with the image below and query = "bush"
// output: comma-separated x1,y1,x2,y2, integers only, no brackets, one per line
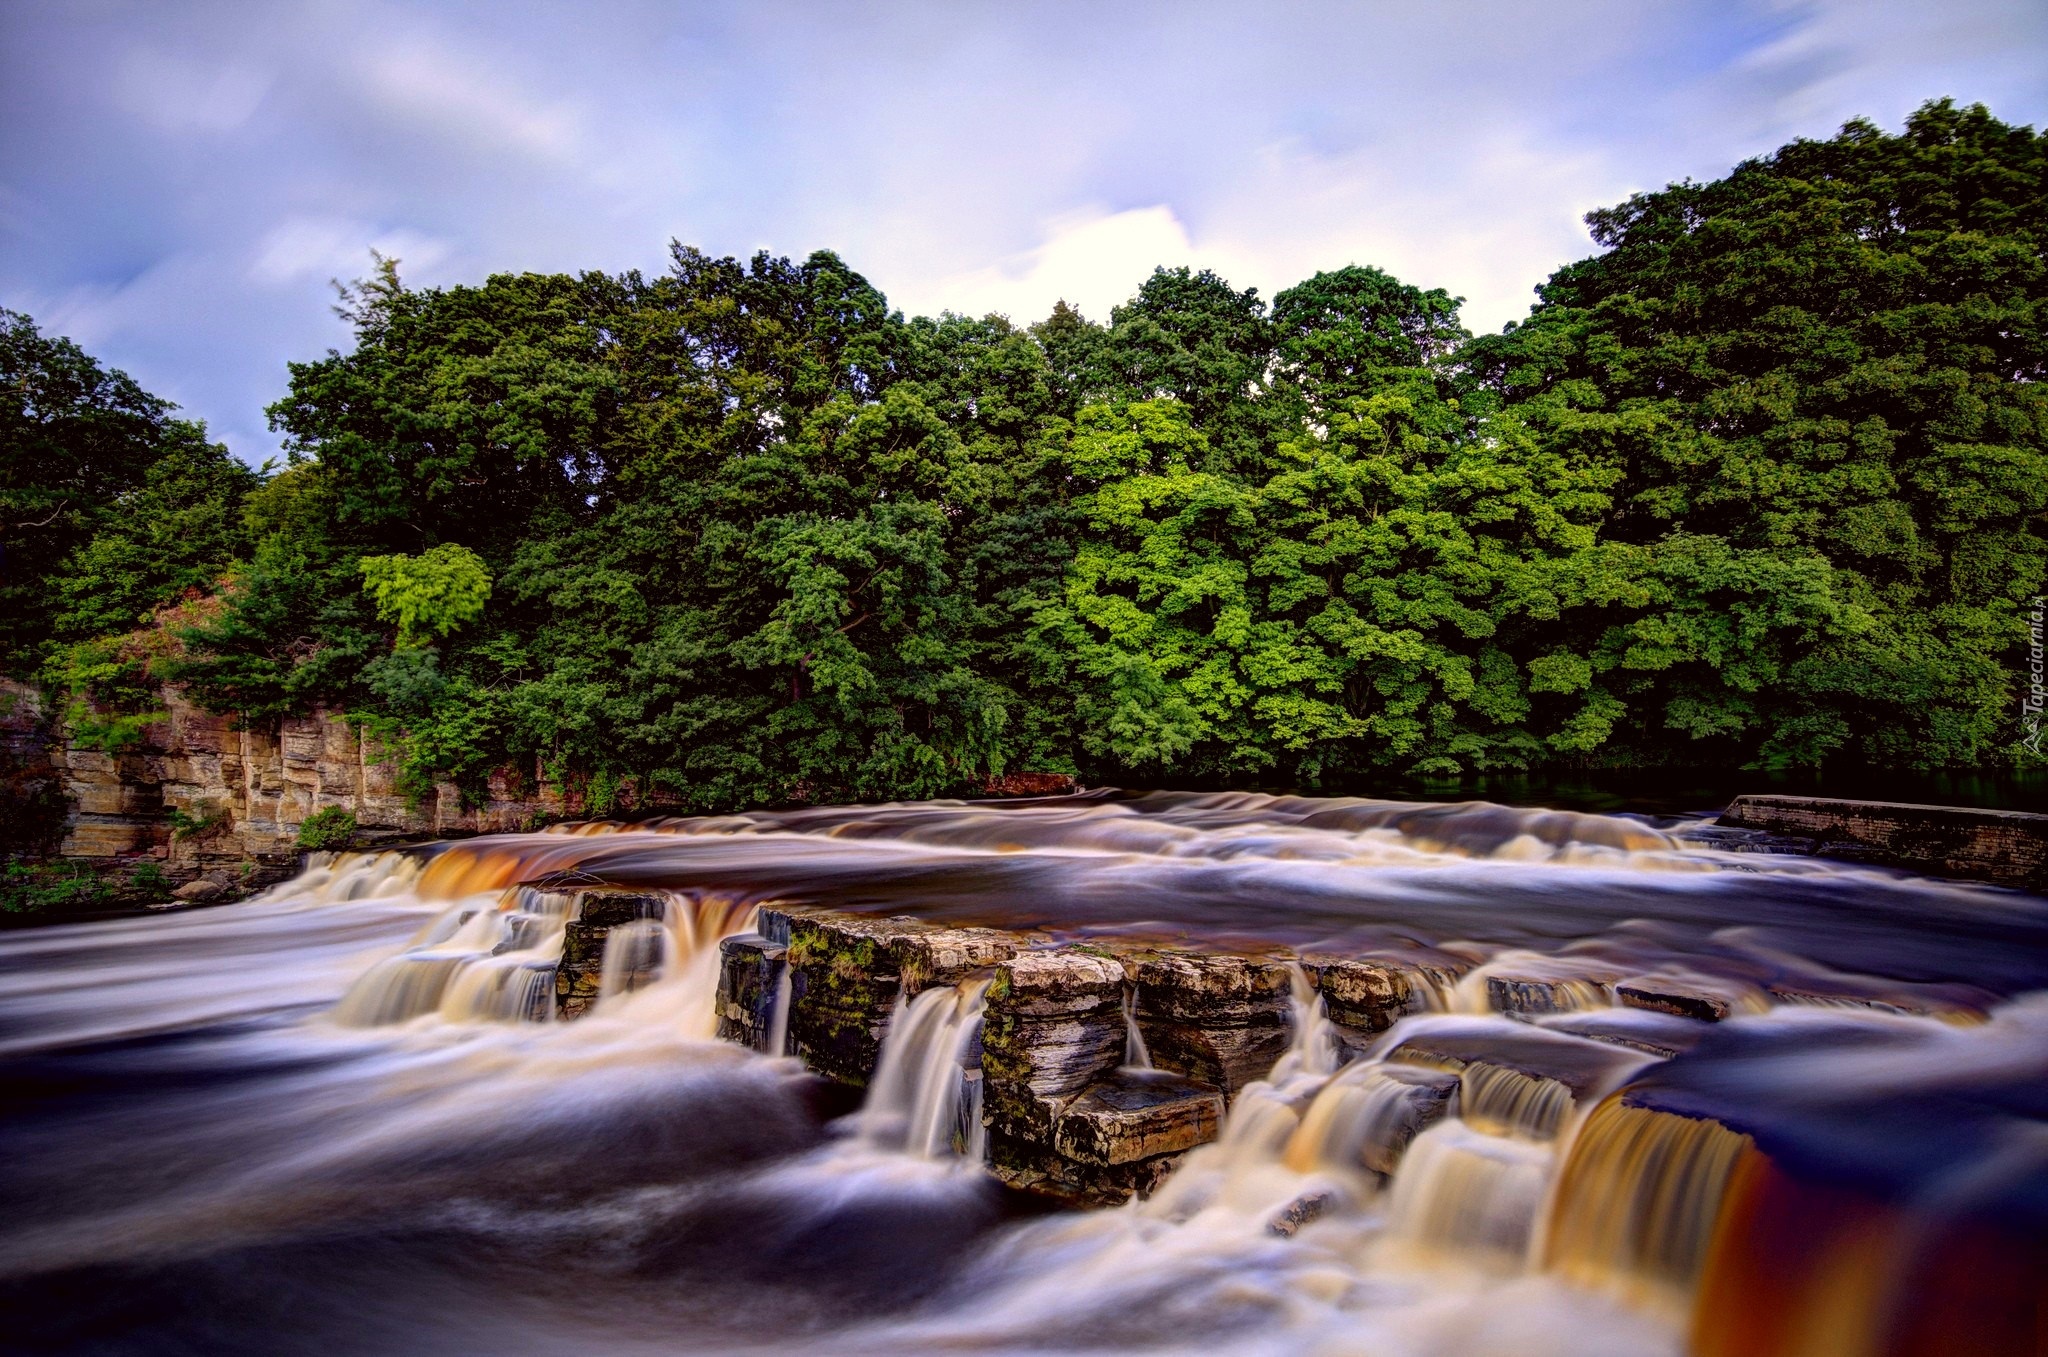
168,802,232,842
295,806,358,851
128,861,171,896
0,862,113,915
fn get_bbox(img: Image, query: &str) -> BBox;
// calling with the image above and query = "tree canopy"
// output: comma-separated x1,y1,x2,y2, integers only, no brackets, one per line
13,99,2044,809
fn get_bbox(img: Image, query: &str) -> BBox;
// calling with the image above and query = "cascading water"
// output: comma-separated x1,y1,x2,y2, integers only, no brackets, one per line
859,978,992,1160
2,790,2043,1357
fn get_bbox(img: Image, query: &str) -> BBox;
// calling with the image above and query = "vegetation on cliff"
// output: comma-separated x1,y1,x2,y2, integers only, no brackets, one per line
5,100,2043,809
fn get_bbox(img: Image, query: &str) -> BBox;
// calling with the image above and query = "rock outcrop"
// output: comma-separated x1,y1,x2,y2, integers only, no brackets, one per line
1717,794,2048,889
555,888,669,1019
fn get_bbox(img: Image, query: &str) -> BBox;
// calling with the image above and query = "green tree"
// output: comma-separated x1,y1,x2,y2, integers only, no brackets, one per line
360,544,493,647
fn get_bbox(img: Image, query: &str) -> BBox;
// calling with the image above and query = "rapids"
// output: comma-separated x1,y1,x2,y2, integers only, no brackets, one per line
1,790,2043,1356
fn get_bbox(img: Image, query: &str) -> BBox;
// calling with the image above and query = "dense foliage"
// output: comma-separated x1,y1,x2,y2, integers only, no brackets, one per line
10,100,2044,809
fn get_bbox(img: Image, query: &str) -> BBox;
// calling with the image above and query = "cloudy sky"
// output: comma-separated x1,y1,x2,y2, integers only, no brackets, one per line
4,1,2044,463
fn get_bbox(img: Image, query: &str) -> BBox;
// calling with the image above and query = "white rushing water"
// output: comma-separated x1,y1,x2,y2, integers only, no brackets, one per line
1,792,2043,1357
859,978,993,1161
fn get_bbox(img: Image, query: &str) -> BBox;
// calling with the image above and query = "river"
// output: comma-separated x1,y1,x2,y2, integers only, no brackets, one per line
2,791,2042,1355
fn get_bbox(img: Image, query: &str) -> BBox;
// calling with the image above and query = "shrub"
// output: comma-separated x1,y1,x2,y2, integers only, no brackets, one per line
295,806,358,851
0,862,113,915
128,861,171,895
168,802,232,842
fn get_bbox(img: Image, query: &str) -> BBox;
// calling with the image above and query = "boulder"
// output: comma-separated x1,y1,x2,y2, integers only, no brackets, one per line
172,878,226,902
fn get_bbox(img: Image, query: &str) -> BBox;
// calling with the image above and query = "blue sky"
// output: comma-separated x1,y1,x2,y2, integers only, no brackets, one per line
3,0,2044,463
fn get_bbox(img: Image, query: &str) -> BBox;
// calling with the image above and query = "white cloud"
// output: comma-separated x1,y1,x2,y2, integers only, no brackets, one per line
2,0,2042,468
250,217,451,286
355,40,583,162
910,206,1200,325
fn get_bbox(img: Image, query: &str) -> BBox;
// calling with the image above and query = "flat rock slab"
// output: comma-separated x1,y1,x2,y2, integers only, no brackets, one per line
1052,1069,1224,1166
1717,795,2048,889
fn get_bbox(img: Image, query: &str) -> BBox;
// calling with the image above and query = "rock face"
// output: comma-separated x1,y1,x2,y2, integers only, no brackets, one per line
1127,950,1292,1095
715,933,788,1051
4,679,575,897
980,948,1225,1205
555,889,668,1019
1717,794,2048,889
5,675,1090,903
766,906,1018,1087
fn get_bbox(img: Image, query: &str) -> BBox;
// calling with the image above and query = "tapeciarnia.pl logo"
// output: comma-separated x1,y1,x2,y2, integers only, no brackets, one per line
2025,596,2046,757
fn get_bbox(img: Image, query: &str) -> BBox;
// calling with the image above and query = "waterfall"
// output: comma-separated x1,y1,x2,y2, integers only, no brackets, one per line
1382,1119,1557,1266
1282,1061,1456,1176
765,964,793,1057
859,978,992,1160
1543,1098,1755,1309
1121,984,1152,1069
327,887,753,1033
1275,961,1338,1081
595,918,671,1008
585,895,760,1036
330,886,575,1027
1459,1062,1577,1140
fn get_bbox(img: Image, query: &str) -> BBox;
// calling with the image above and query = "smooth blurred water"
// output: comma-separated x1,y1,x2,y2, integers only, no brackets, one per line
0,791,2041,1355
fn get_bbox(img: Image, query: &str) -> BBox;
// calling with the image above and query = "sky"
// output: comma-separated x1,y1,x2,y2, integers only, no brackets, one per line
3,1,2045,464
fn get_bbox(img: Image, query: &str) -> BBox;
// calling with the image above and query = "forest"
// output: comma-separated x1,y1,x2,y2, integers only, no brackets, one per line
4,99,2044,814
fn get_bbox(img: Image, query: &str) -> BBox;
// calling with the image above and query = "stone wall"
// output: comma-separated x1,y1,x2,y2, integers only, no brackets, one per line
4,678,567,894
5,677,1083,902
1717,794,2048,890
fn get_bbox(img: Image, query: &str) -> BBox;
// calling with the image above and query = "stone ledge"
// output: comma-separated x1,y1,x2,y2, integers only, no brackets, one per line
1717,795,2048,889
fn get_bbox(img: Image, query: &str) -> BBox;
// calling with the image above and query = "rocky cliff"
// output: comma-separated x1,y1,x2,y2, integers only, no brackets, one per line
2,679,566,897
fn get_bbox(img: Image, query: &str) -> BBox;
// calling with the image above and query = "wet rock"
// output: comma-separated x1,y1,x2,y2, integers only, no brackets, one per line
982,949,1126,1141
983,1129,1186,1207
1718,794,2048,889
1267,1189,1335,1238
1484,972,1620,1015
172,879,225,902
772,906,1017,1086
1388,1020,1654,1140
555,888,667,1019
1050,1068,1224,1166
1616,977,1732,1022
715,933,787,1051
1128,950,1292,1095
1304,956,1457,1051
980,949,1229,1204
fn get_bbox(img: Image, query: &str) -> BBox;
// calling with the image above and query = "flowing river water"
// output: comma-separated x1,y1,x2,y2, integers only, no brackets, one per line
2,791,2044,1356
